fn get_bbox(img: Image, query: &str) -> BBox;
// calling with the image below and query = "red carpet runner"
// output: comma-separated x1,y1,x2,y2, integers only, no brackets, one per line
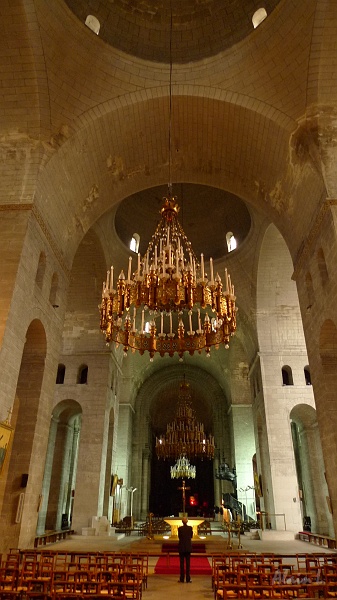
154,556,212,575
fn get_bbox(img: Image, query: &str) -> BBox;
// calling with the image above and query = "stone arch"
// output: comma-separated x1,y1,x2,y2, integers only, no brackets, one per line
37,399,82,534
33,89,325,265
0,319,47,551
257,223,306,352
130,364,228,519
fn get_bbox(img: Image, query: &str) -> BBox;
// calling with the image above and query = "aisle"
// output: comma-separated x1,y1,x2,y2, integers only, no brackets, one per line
145,574,213,600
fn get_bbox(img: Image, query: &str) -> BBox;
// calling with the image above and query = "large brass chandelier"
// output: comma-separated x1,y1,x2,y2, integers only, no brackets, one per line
155,380,214,460
99,10,237,361
100,196,236,359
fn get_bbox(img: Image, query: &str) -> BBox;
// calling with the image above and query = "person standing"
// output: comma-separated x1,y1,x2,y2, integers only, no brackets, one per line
178,517,193,583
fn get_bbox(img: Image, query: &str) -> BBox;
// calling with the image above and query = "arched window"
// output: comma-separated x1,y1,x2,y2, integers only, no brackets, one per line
130,233,140,253
282,365,293,386
252,7,267,29
49,272,59,307
144,321,150,334
304,366,311,385
85,15,100,35
35,252,46,290
226,231,237,253
77,364,88,384
317,247,329,286
56,364,66,384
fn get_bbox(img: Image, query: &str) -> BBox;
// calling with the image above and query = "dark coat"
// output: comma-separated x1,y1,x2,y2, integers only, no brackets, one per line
178,523,193,553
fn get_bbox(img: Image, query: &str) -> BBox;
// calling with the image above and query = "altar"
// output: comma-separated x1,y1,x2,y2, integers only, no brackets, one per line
164,517,205,538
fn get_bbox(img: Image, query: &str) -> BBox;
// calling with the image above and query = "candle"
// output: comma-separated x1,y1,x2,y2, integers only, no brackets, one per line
162,249,166,276
189,311,193,333
137,253,140,275
141,309,144,333
110,266,114,291
161,312,164,334
169,312,172,334
106,270,110,290
127,256,132,281
167,226,170,247
210,258,214,282
198,308,201,331
201,253,205,280
132,307,136,331
168,243,172,267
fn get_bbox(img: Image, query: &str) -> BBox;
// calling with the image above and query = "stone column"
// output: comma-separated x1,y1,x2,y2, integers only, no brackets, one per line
294,203,337,537
55,423,76,530
114,404,134,519
259,354,303,532
66,424,80,524
298,422,333,536
141,449,151,521
71,406,108,532
36,416,59,535
230,405,256,519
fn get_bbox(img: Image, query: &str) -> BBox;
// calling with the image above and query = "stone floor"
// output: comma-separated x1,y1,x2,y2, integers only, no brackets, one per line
40,527,336,599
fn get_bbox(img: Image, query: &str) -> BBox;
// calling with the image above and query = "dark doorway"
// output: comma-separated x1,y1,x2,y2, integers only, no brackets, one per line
149,453,214,518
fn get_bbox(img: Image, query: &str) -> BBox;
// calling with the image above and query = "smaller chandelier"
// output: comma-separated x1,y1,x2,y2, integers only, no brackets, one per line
171,455,196,479
156,380,214,460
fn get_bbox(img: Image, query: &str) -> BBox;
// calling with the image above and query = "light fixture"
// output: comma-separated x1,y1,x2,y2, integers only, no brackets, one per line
155,379,214,460
170,455,196,479
99,12,237,361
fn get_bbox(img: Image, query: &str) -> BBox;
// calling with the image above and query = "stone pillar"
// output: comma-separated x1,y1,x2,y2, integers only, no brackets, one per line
55,423,76,530
259,354,303,532
36,416,59,535
71,406,107,532
114,404,134,519
66,424,80,525
298,422,333,536
230,405,256,519
294,202,337,537
141,449,151,520
103,417,114,520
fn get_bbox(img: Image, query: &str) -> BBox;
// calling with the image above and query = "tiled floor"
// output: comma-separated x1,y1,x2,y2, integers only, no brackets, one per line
39,527,336,599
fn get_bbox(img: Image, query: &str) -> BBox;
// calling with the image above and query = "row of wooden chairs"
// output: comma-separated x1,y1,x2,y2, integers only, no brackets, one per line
0,550,149,599
211,552,337,599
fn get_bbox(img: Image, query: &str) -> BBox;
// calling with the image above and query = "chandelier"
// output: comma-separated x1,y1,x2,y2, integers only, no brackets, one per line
99,11,237,361
99,196,237,360
171,455,196,479
155,380,215,460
